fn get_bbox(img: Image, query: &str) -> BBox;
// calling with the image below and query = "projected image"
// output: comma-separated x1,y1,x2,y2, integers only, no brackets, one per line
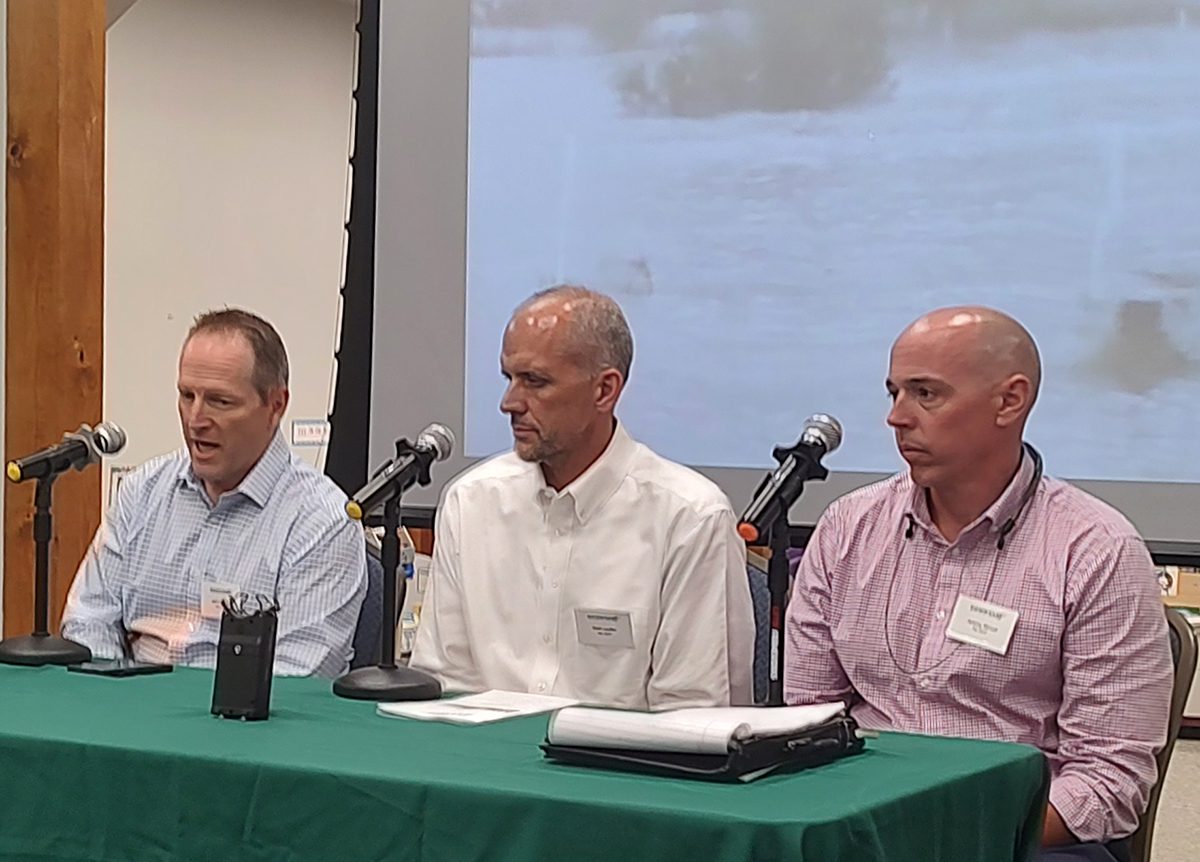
465,1,1200,482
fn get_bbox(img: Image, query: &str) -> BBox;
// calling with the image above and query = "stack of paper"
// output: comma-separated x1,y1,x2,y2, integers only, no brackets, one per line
546,702,846,754
377,690,579,725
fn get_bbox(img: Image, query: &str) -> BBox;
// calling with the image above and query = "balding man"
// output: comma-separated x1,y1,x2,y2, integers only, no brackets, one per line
784,307,1171,862
411,286,754,710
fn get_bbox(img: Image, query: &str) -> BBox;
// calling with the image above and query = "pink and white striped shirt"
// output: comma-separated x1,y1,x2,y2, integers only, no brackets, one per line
784,452,1173,843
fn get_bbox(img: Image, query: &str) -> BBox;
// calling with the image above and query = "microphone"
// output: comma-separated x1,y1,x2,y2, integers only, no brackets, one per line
736,414,842,544
6,422,128,484
345,423,455,520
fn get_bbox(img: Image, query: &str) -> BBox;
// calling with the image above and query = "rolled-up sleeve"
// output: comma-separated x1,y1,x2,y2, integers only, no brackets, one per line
783,506,855,706
62,480,137,660
410,485,486,694
648,505,753,710
272,514,366,679
1050,535,1173,842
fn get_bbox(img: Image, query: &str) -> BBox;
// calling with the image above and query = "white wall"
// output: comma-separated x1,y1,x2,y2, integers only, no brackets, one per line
105,0,356,475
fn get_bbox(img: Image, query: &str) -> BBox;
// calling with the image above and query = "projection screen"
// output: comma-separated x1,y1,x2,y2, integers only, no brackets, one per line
372,1,1200,543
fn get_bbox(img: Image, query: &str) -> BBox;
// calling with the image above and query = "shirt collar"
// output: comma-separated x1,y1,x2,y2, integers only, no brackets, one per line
906,445,1037,539
534,421,636,525
177,430,291,509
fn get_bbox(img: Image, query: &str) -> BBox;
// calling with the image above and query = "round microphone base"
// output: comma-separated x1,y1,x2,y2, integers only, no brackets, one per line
332,665,442,702
0,633,92,667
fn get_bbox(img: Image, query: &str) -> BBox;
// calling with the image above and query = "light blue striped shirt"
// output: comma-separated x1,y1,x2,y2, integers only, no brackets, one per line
62,432,366,678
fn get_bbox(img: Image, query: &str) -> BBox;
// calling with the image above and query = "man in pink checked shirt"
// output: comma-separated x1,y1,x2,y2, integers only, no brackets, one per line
784,306,1172,862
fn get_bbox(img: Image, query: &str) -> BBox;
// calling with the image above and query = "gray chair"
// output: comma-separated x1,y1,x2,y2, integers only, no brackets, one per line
747,561,770,705
1128,607,1197,862
349,543,386,669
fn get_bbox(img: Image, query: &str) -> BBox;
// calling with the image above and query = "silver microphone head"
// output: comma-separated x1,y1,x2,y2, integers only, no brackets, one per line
93,422,128,455
800,414,843,454
416,423,455,462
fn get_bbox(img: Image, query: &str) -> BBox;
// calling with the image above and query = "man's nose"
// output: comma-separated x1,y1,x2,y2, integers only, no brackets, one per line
886,396,911,429
184,402,211,428
500,383,522,415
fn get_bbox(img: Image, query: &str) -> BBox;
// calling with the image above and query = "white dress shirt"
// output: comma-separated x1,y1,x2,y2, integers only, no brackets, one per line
411,422,754,710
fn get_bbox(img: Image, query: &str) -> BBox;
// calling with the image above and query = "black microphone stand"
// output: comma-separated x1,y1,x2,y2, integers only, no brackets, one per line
765,505,791,706
760,441,828,707
333,439,442,701
0,474,93,666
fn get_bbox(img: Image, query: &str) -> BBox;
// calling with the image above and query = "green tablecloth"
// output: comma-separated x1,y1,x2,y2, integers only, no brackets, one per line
0,666,1046,862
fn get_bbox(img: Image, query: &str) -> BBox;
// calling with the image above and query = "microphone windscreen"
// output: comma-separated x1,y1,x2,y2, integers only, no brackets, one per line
801,414,842,454
417,423,455,462
94,422,128,455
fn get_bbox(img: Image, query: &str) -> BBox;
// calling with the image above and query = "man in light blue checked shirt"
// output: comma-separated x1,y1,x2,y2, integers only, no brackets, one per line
62,309,366,678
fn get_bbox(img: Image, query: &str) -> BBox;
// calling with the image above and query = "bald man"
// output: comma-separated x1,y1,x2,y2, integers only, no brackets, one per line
784,307,1171,861
411,286,754,710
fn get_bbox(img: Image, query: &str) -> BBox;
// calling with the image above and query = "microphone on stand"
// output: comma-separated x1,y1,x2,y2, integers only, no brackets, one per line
334,423,456,702
0,421,128,667
345,423,454,521
7,422,127,484
737,415,842,544
736,414,842,707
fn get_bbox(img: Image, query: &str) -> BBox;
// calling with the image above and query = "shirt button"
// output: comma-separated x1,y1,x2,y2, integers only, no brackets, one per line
536,682,547,692
936,610,946,621
555,528,565,537
551,581,560,589
917,678,929,689
542,634,552,644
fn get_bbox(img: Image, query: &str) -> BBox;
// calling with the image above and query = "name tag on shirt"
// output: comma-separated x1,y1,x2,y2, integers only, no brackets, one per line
945,595,1019,655
199,581,238,620
574,609,635,649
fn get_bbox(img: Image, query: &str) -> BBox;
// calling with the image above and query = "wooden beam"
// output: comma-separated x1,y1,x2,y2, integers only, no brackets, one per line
4,0,105,636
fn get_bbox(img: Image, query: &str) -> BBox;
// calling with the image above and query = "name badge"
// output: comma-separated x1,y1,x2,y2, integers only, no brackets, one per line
200,581,238,620
945,595,1019,655
574,608,635,649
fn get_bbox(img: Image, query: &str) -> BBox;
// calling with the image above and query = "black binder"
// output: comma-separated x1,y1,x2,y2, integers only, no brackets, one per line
541,714,865,782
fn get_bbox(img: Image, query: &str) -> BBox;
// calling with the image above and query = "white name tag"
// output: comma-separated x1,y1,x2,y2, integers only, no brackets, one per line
574,608,635,649
945,595,1019,655
200,581,238,620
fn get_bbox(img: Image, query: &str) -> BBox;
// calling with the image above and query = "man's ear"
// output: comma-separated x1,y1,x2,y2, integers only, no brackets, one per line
595,369,624,413
268,387,290,425
995,375,1031,428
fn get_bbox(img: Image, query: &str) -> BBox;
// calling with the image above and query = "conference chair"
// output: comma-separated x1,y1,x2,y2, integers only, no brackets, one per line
1127,607,1197,862
350,540,386,669
747,558,770,704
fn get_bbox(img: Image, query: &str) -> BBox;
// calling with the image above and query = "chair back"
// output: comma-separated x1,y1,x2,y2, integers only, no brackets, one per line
350,543,385,669
1128,607,1197,862
746,559,770,704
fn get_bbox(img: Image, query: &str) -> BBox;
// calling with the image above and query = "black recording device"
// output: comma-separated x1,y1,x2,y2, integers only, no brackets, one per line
67,659,173,678
211,594,279,721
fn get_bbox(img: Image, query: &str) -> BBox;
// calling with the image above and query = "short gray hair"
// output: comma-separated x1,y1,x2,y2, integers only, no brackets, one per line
515,285,634,379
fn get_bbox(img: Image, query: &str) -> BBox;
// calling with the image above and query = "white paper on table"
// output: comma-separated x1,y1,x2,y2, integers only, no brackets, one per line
377,690,580,725
546,702,846,754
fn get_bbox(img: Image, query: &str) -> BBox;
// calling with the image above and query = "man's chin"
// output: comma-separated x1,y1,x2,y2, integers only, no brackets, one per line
904,462,938,489
188,454,222,481
512,439,551,464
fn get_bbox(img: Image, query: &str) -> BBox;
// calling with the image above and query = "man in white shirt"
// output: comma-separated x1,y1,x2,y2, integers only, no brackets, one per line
411,286,754,709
